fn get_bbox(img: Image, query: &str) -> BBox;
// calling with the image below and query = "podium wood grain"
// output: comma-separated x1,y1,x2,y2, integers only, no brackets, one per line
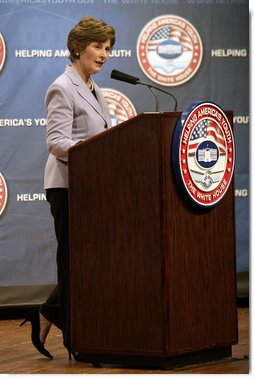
0,307,248,374
68,112,237,365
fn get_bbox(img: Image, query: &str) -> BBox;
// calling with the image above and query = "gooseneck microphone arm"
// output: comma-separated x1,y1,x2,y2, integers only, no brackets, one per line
110,69,178,112
139,81,178,112
144,85,159,112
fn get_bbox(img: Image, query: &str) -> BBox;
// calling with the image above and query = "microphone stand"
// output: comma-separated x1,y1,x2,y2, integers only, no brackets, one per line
146,85,159,112
138,81,178,112
110,70,178,112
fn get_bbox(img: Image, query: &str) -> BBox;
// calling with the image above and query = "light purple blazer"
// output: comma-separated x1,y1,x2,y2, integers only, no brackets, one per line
44,65,112,189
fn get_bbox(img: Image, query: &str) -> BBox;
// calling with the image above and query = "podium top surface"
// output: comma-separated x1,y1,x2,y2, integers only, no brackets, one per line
69,111,182,153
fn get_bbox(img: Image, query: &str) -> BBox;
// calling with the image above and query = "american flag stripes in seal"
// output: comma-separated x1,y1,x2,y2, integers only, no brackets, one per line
102,88,137,126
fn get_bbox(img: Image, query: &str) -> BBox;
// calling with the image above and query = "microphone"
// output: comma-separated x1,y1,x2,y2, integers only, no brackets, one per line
111,70,140,85
110,69,177,112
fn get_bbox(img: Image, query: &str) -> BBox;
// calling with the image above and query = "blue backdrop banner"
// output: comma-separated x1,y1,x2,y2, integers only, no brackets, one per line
0,0,249,305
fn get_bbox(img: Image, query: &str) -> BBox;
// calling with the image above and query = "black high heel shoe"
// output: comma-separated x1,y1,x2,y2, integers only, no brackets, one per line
20,309,53,359
67,348,80,361
67,349,102,367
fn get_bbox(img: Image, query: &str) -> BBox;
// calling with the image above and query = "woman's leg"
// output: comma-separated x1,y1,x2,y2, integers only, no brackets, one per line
40,188,70,347
40,285,61,329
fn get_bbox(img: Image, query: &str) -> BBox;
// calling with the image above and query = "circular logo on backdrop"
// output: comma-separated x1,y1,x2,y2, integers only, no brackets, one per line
0,172,8,216
137,15,203,86
102,88,137,126
0,33,6,73
172,102,235,208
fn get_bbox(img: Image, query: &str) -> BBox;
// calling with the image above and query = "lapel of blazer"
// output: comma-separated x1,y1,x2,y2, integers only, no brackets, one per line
92,81,112,128
64,65,111,127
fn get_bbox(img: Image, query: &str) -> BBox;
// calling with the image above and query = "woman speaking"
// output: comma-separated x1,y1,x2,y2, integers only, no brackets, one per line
20,15,115,360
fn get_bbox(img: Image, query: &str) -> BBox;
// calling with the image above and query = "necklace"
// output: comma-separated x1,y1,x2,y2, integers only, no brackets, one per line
88,79,94,91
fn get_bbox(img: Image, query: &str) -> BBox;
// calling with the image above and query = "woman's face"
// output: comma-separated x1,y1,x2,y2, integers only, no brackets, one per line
78,40,111,78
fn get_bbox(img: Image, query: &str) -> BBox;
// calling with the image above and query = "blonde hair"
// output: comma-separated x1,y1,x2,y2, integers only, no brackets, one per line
67,16,115,62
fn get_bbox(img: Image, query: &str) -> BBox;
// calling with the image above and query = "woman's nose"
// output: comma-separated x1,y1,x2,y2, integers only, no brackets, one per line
100,49,109,59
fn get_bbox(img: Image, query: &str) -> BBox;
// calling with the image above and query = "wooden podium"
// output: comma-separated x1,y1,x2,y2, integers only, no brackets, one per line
68,112,238,369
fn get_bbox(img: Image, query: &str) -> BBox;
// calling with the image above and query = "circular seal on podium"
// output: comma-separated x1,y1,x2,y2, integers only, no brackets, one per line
172,101,235,208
